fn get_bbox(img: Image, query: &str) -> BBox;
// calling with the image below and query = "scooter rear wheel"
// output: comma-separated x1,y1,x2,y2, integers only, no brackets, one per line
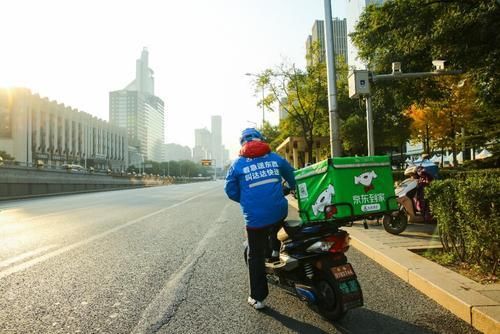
317,277,346,321
383,208,408,235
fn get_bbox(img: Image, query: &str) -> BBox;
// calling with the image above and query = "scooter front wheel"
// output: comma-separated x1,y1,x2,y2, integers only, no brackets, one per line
383,208,408,235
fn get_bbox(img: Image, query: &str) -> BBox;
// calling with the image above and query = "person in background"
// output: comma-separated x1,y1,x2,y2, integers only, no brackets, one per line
416,165,433,221
224,128,296,310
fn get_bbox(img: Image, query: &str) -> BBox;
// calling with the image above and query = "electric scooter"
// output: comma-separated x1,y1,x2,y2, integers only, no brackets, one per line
383,166,434,235
245,209,364,321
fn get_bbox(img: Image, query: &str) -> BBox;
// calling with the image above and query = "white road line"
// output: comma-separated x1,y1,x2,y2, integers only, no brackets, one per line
0,245,59,268
0,187,220,280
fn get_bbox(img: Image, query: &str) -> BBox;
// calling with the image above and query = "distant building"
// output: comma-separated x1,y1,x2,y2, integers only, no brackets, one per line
222,146,230,166
306,18,348,66
192,116,227,167
0,88,128,171
163,143,192,161
279,97,289,121
193,128,211,162
211,115,223,168
109,48,165,162
346,0,386,69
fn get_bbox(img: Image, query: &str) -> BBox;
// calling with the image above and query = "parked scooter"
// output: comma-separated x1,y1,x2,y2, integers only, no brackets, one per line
245,208,363,321
383,165,434,235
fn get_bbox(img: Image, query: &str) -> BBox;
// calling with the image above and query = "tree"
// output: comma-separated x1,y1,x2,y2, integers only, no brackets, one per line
351,0,500,150
341,114,366,155
252,42,329,162
0,150,14,161
431,77,480,165
259,122,283,151
405,104,439,155
405,76,480,165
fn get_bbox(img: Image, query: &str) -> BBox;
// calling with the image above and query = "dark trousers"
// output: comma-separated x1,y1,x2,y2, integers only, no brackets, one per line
246,222,283,301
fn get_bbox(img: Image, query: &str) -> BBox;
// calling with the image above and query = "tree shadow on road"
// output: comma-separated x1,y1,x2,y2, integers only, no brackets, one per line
334,308,440,334
261,307,330,334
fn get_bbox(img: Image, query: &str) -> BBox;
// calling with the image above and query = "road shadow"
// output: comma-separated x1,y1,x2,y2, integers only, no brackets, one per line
261,307,330,334
334,308,440,334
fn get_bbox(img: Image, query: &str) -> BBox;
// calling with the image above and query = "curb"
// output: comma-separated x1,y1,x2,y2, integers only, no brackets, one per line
287,197,499,334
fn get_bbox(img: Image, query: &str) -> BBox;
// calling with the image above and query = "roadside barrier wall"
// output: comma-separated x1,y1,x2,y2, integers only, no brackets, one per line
0,166,165,200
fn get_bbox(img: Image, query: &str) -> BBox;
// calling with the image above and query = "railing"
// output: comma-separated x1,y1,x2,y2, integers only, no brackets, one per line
0,160,213,183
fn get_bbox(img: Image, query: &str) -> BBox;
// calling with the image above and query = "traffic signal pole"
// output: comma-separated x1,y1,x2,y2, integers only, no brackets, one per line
324,0,342,158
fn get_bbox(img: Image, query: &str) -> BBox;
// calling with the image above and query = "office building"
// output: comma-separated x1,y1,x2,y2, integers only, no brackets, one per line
109,48,165,162
306,18,348,66
0,88,128,170
346,0,386,69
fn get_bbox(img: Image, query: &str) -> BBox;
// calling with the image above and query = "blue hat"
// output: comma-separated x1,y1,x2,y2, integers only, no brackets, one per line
240,128,263,145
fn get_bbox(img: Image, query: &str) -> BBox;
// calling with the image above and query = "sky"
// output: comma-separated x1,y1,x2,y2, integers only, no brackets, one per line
1,0,347,157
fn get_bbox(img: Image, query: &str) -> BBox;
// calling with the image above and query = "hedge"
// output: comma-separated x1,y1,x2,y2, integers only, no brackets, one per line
392,168,500,182
425,173,500,276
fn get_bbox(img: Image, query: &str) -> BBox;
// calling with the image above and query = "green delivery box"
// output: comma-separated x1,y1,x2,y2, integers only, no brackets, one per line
294,156,398,223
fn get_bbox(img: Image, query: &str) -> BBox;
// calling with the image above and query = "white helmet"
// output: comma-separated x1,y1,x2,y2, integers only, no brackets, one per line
404,166,417,176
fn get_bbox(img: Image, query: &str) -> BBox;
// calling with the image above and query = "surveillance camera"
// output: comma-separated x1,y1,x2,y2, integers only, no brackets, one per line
392,62,402,74
432,60,447,72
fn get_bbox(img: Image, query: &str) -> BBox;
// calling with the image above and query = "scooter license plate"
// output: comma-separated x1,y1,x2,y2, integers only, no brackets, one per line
331,264,356,281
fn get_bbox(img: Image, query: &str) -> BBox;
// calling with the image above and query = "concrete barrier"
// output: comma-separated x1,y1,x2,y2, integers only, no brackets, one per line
0,166,164,200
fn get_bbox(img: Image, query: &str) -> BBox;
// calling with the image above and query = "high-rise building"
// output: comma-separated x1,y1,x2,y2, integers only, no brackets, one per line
346,0,386,69
211,115,222,168
306,18,348,66
109,48,165,162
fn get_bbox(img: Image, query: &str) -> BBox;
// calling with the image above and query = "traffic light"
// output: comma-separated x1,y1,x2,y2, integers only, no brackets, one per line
201,159,212,167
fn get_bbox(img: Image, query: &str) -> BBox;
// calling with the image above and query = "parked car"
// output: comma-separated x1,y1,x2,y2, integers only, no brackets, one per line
61,164,86,173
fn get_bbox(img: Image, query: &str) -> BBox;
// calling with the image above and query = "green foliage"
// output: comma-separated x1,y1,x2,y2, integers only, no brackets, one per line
462,155,500,169
392,168,500,182
254,43,368,160
128,160,210,177
259,121,288,151
0,150,14,160
341,114,366,155
426,173,500,275
351,0,500,151
255,43,329,161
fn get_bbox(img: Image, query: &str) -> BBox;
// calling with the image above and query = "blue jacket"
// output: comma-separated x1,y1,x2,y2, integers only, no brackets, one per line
224,151,296,229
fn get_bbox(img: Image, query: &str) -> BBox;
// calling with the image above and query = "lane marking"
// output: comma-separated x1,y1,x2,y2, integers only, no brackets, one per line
0,245,59,268
0,187,220,280
132,203,231,334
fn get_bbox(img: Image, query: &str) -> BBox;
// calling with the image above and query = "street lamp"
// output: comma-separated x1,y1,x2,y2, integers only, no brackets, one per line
245,73,265,126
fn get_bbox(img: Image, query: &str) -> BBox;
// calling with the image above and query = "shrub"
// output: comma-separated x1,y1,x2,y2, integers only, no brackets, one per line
426,174,500,276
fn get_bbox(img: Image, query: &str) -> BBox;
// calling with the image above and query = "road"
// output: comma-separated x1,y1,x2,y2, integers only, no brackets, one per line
0,182,479,334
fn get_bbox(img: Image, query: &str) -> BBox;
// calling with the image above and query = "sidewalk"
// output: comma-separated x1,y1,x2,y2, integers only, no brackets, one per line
288,198,500,334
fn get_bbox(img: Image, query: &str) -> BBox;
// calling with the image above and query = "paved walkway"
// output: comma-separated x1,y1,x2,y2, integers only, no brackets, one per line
288,199,500,334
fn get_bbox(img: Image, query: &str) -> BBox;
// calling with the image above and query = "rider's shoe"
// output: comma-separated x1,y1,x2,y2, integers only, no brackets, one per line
247,296,266,310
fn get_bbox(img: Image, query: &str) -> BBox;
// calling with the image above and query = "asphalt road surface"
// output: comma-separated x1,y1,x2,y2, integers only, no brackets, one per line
0,182,479,334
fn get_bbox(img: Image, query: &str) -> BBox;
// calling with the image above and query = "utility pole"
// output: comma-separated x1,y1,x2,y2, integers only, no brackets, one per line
324,0,342,157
